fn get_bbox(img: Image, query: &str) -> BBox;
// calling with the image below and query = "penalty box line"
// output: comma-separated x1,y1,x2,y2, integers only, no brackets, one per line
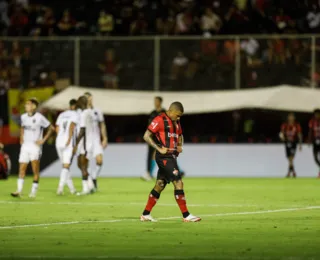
0,206,319,230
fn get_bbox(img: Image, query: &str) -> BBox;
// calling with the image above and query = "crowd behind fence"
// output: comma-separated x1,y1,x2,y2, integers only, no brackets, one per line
0,35,318,94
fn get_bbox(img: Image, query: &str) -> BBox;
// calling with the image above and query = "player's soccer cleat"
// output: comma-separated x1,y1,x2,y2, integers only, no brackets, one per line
76,191,90,196
141,172,152,182
28,193,36,198
56,189,64,196
10,192,21,198
140,215,157,222
183,214,201,222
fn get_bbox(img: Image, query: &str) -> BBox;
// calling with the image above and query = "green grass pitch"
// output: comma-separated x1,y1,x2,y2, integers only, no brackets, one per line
0,177,319,260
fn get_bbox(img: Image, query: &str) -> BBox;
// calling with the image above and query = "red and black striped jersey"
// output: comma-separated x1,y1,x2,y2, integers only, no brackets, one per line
281,122,301,142
148,113,182,154
309,118,320,139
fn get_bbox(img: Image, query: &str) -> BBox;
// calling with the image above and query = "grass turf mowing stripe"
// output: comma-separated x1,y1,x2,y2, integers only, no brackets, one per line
0,206,320,230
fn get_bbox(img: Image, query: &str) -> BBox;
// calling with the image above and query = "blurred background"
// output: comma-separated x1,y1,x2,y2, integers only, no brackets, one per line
0,0,320,176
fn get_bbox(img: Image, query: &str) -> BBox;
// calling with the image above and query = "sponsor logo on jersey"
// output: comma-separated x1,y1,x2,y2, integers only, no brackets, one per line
168,132,178,138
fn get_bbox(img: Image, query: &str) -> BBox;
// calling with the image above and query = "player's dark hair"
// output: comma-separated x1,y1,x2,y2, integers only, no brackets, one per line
28,98,39,107
155,96,163,103
69,99,77,106
77,95,88,108
84,92,92,97
170,101,184,113
314,109,320,114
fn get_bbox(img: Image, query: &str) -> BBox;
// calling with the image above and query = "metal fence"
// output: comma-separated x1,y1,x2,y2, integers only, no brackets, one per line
0,35,317,91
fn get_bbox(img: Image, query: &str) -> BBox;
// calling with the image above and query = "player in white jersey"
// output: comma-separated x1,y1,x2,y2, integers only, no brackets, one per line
84,92,108,190
73,96,95,195
11,98,54,198
55,99,79,195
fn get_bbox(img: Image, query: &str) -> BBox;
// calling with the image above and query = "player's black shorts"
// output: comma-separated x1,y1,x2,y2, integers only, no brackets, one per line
155,153,182,184
285,142,297,158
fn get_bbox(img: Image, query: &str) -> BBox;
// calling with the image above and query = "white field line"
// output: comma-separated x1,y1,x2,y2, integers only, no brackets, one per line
0,200,257,207
0,206,319,230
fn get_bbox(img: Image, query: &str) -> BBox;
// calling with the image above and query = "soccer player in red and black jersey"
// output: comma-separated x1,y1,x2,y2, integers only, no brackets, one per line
308,109,320,178
140,102,201,222
279,113,302,178
0,143,11,180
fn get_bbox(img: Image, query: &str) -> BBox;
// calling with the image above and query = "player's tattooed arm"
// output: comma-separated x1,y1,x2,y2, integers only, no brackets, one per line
143,130,168,155
177,135,184,153
100,122,108,148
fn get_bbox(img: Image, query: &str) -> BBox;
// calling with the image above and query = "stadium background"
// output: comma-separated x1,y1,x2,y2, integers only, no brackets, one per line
0,0,320,173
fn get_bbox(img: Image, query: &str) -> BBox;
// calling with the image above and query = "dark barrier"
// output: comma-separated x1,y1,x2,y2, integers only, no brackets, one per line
4,144,58,175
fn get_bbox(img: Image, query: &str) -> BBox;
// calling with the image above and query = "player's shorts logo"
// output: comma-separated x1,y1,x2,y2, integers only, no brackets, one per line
173,168,179,176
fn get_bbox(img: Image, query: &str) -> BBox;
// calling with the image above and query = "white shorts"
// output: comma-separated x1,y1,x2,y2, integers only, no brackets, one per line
19,143,41,163
56,144,73,165
93,139,103,157
78,141,93,160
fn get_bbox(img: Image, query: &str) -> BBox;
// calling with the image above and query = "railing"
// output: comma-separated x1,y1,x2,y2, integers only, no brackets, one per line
0,35,317,91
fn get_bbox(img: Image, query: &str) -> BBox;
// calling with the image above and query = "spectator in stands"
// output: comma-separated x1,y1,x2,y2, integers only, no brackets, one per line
0,41,8,70
9,5,29,36
156,9,176,35
11,41,21,68
21,47,31,88
98,49,120,89
241,38,261,67
306,5,320,33
0,0,9,35
171,51,188,80
9,67,21,89
57,10,75,36
201,7,222,36
0,70,9,94
130,12,148,35
274,8,292,32
175,9,196,35
97,10,114,36
42,8,56,36
185,52,200,79
287,39,306,65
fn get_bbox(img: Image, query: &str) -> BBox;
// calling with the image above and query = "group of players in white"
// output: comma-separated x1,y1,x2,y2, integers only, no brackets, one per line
11,92,107,198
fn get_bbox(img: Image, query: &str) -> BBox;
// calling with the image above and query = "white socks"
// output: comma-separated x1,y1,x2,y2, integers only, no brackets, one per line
93,165,102,179
66,171,75,194
17,178,24,193
31,182,38,195
82,180,89,193
58,168,69,192
16,178,38,196
88,175,95,191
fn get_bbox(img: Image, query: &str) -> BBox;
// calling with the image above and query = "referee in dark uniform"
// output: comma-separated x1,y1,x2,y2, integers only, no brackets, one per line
141,97,166,181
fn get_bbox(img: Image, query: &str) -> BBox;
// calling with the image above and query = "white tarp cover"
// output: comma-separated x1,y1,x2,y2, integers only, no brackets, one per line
42,85,319,115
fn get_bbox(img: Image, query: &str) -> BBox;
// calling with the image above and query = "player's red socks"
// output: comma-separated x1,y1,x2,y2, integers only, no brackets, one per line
142,189,160,215
174,190,190,218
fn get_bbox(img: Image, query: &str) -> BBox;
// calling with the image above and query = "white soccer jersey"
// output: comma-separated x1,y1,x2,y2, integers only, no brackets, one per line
55,110,79,148
92,107,104,139
79,108,95,153
21,112,50,144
